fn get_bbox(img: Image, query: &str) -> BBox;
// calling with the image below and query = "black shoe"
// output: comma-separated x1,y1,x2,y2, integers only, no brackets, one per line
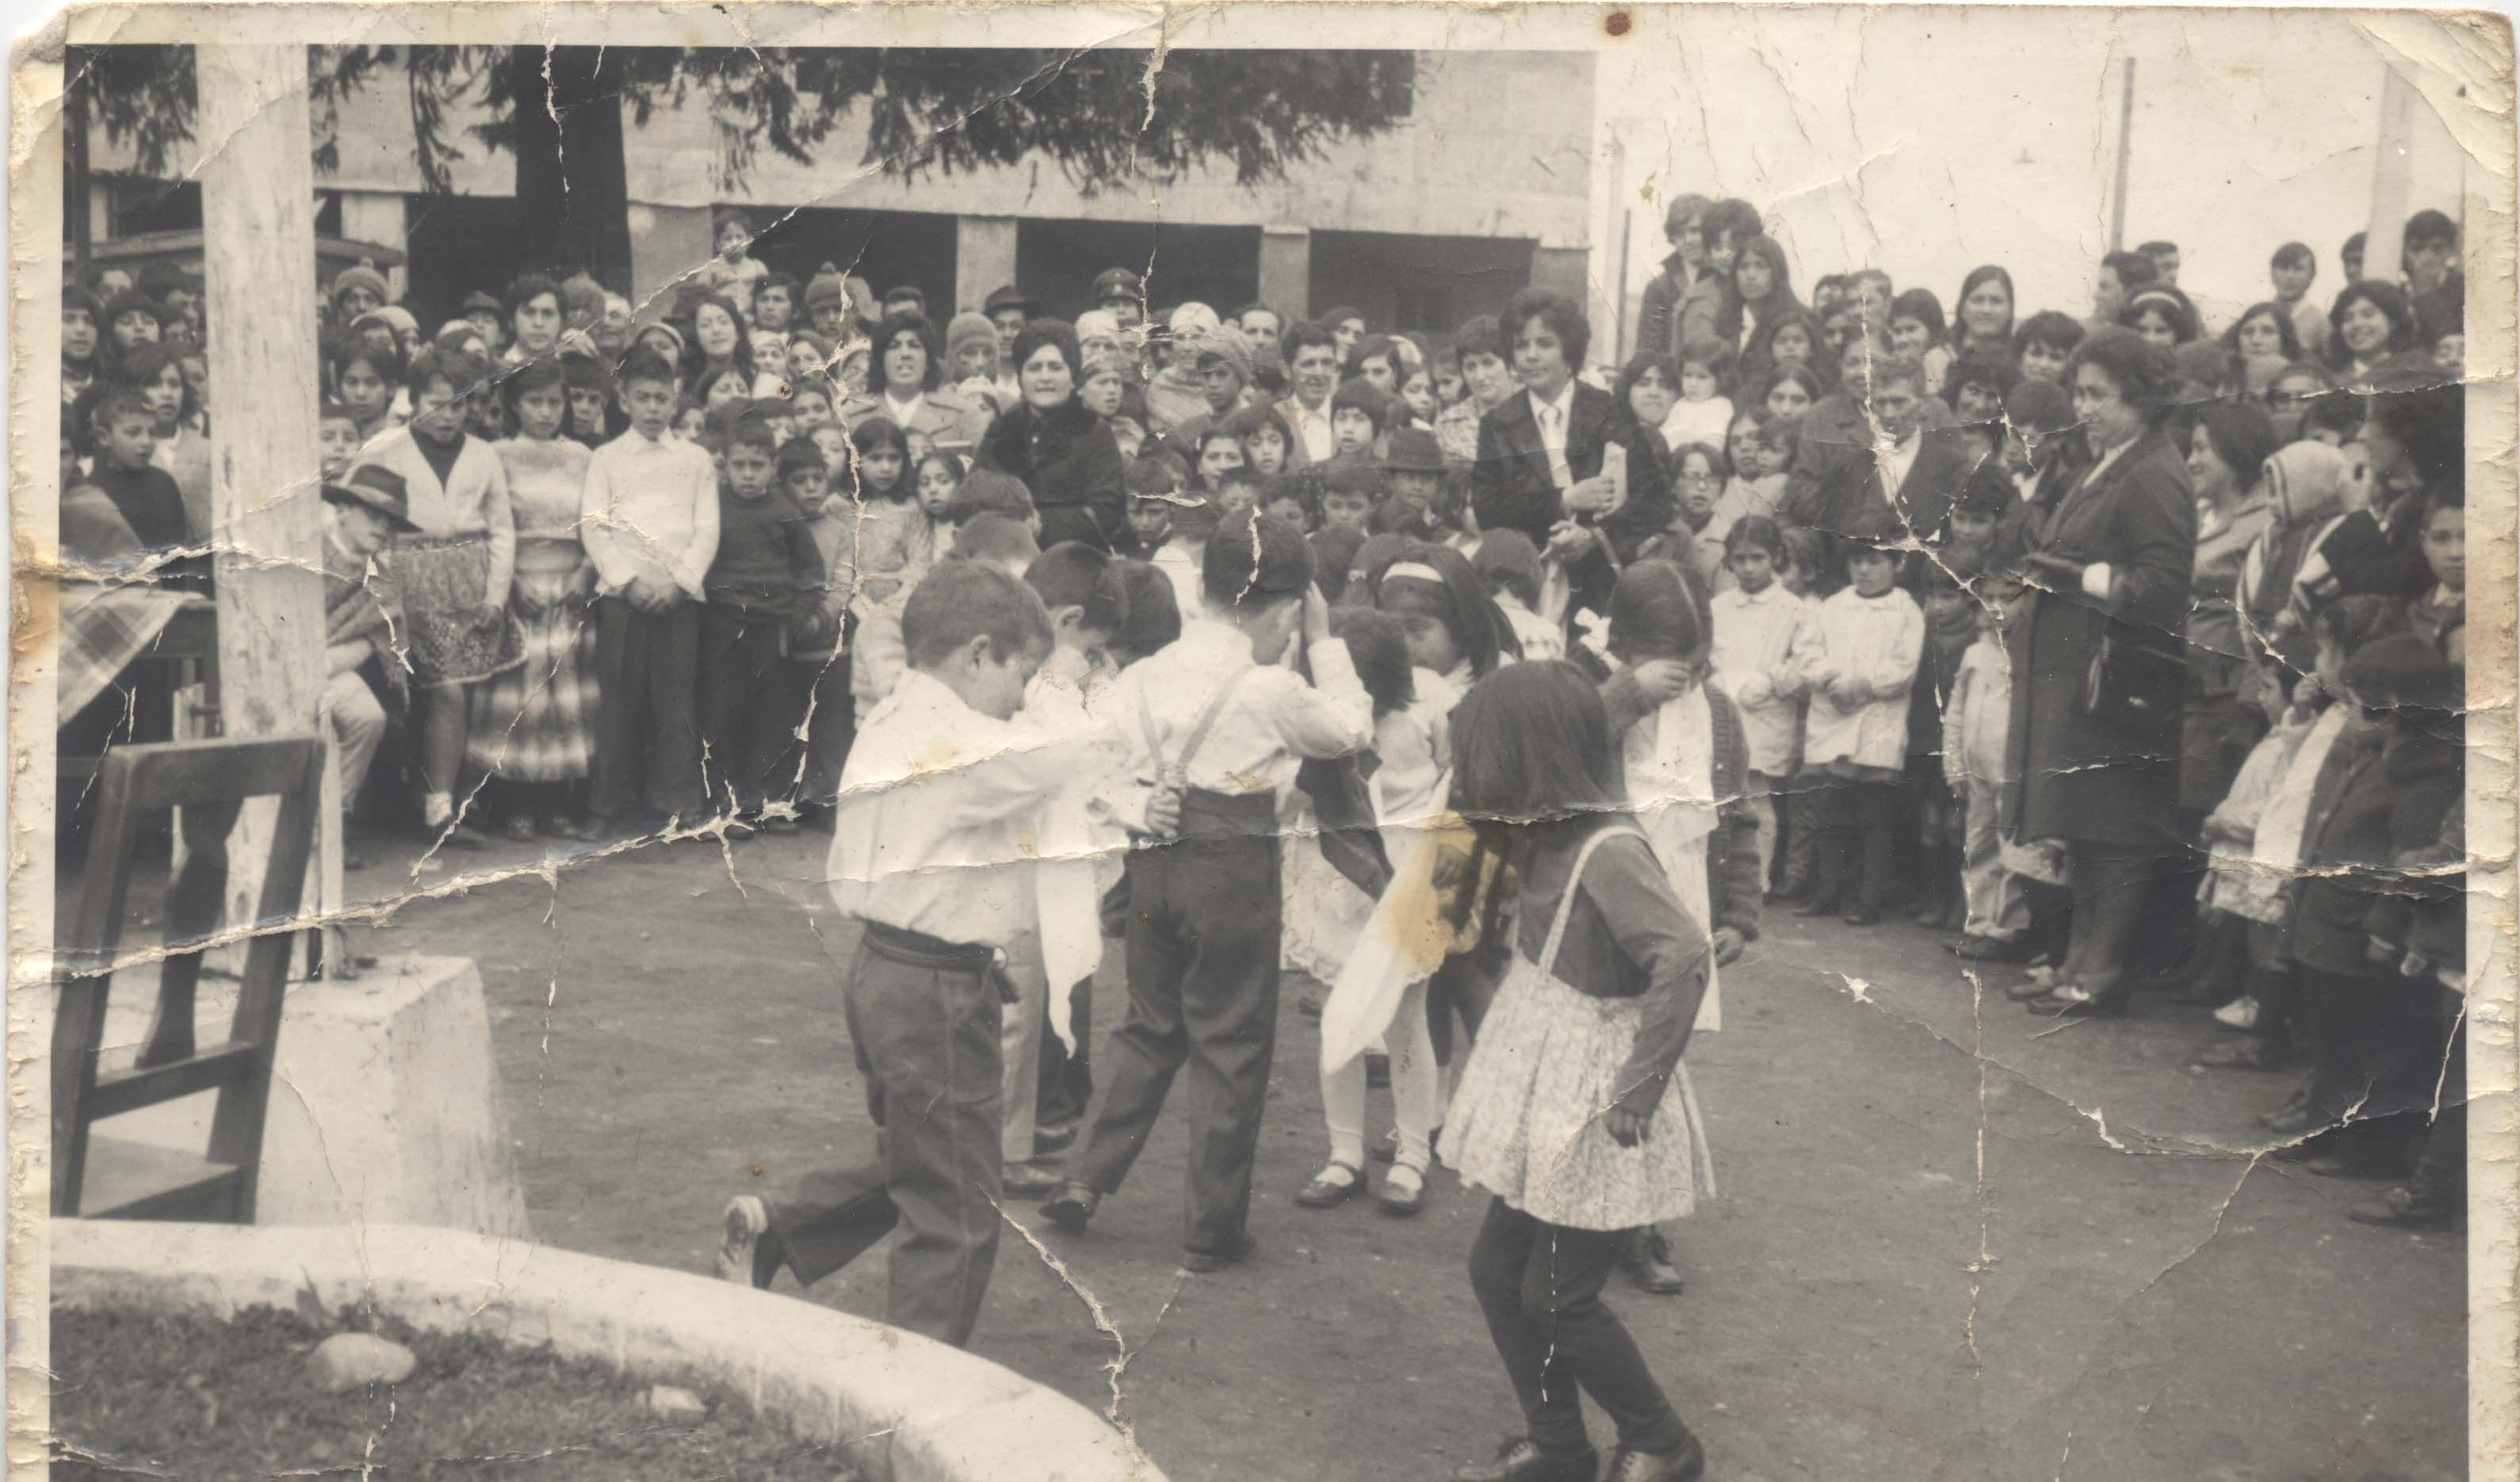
1795,893,1843,918
1182,1233,1257,1273
1606,1435,1706,1482
1455,1436,1600,1482
1617,1229,1686,1295
1952,934,2032,964
1001,1161,1064,1198
1040,1181,1099,1230
2349,1185,2464,1231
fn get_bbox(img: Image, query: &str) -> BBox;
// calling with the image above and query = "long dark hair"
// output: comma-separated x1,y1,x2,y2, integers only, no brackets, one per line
1370,541,1518,678
1950,265,2016,355
1450,661,1630,850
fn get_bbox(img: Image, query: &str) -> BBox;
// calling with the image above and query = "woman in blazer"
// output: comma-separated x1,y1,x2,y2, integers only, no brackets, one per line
1470,288,1673,627
2006,329,2197,1018
842,311,995,461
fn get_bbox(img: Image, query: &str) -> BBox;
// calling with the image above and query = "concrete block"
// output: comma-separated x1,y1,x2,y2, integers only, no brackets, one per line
100,955,532,1238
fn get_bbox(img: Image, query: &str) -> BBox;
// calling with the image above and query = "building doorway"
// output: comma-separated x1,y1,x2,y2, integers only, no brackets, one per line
746,208,959,324
1308,231,1535,338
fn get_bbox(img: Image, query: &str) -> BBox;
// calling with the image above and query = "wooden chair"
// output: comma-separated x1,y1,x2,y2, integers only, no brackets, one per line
52,734,323,1222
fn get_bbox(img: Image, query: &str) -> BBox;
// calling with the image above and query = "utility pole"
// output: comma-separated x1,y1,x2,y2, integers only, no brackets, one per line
2108,57,2136,252
2363,63,2419,285
195,45,337,970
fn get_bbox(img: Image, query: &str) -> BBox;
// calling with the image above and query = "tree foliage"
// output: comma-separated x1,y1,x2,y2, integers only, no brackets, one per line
71,44,1415,197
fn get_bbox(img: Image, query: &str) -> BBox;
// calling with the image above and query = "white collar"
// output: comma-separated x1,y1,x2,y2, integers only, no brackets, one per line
1528,379,1577,424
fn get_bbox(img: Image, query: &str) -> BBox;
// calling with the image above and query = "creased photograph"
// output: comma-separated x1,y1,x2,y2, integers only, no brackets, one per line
7,6,2515,1480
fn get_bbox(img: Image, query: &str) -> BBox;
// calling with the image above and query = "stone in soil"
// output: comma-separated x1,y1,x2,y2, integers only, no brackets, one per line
308,1331,416,1392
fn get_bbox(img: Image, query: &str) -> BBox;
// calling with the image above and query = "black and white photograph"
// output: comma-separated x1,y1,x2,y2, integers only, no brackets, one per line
10,6,2514,1480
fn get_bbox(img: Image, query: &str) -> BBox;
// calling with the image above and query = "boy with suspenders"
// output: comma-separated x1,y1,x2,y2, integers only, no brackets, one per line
1043,514,1375,1270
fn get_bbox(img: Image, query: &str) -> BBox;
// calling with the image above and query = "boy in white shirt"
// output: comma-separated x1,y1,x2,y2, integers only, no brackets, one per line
1707,515,1814,886
1795,527,1924,925
1042,514,1375,1270
717,561,1170,1347
579,347,719,836
1943,582,2032,961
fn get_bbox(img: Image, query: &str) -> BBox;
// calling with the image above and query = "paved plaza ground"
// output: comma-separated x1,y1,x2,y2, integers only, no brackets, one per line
343,825,2465,1482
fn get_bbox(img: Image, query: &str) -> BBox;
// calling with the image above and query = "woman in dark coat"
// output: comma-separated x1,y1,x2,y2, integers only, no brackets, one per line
978,319,1137,555
2005,329,2197,1017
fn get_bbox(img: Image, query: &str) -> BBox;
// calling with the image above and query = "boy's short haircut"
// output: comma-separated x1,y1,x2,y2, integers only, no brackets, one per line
501,354,567,405
1112,560,1184,658
1025,541,1130,633
94,387,153,429
1124,448,1192,498
950,511,1042,567
2313,593,2407,660
948,468,1037,525
1700,198,1765,253
319,397,356,424
2272,242,2316,273
560,350,612,393
721,413,779,457
775,437,827,481
1330,377,1390,433
759,272,798,300
2013,309,2086,359
1264,470,1324,522
2303,392,2365,441
1474,528,1544,610
1202,511,1313,609
618,347,679,392
1321,458,1384,504
2403,208,2459,251
903,560,1054,670
1310,525,1368,603
1215,464,1266,502
2101,250,2159,290
1953,464,2017,520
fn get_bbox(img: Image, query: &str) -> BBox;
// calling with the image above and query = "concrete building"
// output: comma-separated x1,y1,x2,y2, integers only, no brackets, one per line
82,48,1606,344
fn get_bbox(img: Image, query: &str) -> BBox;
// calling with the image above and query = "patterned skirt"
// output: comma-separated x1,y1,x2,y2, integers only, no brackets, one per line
466,567,599,782
379,533,525,687
1440,955,1715,1231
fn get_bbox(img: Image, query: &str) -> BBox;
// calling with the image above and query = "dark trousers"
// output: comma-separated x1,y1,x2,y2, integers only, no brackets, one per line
763,926,1005,1348
1037,976,1094,1129
2061,838,2157,1003
1069,790,1281,1256
591,596,702,823
2299,965,2444,1144
1468,1198,1688,1457
698,605,805,814
1814,779,1902,910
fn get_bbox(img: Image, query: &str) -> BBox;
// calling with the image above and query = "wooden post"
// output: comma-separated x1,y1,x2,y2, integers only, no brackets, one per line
2363,63,2419,286
195,45,336,971
2108,58,2136,252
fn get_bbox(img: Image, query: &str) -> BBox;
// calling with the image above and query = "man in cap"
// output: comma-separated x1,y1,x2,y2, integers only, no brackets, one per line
984,285,1034,357
321,464,419,833
1093,267,1145,331
462,290,508,355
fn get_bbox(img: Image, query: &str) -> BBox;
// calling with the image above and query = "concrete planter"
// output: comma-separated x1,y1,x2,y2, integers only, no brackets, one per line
50,1220,1157,1482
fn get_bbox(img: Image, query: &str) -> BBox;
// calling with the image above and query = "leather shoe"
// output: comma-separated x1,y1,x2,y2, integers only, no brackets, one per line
1952,934,2032,964
1001,1161,1063,1198
1182,1232,1257,1273
1040,1181,1099,1230
1607,1434,1706,1482
2349,1185,2463,1231
1617,1229,1686,1295
1455,1437,1600,1482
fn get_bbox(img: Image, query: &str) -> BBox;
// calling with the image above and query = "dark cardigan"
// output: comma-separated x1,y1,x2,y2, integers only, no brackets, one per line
977,397,1137,556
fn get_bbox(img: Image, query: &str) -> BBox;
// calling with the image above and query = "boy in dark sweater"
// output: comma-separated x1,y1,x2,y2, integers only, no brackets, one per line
85,388,205,590
699,412,826,830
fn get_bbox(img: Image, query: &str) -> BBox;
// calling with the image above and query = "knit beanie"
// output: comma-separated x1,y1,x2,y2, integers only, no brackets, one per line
329,264,389,311
805,262,851,316
1191,323,1254,388
946,311,999,370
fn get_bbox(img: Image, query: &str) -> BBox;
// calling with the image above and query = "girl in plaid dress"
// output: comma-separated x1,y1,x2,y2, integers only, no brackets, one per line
467,357,598,838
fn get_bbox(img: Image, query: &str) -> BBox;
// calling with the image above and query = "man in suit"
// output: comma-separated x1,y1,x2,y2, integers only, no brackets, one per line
1275,319,1343,468
1470,288,1673,625
1779,353,1975,594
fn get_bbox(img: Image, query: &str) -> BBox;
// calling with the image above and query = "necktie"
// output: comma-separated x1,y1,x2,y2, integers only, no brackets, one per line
1542,402,1573,491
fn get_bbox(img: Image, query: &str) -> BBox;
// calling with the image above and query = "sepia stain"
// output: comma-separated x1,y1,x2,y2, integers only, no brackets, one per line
1604,10,1632,36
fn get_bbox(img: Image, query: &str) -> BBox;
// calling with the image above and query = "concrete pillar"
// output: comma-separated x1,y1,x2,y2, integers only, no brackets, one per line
625,202,714,319
109,955,533,1237
335,189,410,300
955,215,1020,316
1530,246,1592,310
1260,226,1311,322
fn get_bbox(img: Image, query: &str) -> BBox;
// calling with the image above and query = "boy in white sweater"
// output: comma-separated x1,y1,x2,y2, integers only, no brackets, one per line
1707,515,1813,887
1795,529,1923,925
1941,584,2030,959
